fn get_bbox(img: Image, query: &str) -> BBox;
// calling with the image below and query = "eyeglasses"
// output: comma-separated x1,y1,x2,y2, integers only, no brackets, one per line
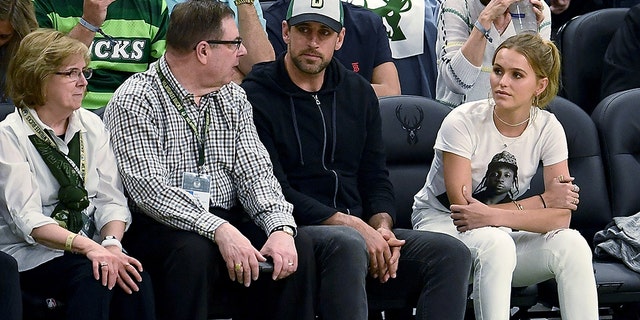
198,37,243,51
54,68,93,81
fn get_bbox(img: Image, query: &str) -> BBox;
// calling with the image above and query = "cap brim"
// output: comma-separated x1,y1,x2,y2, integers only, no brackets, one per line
288,13,342,33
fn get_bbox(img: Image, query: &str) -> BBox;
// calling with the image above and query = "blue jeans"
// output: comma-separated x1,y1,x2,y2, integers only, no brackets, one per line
301,225,472,320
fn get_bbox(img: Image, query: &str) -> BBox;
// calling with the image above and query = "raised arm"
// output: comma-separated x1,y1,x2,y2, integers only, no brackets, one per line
68,0,116,47
233,0,275,83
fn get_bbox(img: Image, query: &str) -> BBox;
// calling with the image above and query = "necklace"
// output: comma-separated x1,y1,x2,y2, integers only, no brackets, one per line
493,106,530,127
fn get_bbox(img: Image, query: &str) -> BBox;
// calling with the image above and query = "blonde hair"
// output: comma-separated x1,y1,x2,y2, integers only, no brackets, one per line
7,29,90,108
0,0,38,98
492,33,561,108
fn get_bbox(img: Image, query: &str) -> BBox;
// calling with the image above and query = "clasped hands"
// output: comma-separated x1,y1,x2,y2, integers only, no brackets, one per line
362,226,405,283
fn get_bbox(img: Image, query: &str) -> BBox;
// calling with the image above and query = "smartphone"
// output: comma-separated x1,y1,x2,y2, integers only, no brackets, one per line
258,260,274,273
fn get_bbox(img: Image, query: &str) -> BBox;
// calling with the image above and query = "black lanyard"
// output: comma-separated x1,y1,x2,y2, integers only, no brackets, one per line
156,63,210,168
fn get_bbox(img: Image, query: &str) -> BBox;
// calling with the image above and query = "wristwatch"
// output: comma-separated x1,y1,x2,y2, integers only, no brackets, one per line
101,235,123,250
234,0,254,6
271,225,296,237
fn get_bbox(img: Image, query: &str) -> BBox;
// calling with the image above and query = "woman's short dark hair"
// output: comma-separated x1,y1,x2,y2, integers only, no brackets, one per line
7,29,90,108
167,0,235,54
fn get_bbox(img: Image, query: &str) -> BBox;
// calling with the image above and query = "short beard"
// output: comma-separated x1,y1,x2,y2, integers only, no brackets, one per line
291,53,330,75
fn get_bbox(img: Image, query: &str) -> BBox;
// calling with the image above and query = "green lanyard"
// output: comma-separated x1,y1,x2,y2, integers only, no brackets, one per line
19,106,87,181
156,63,210,168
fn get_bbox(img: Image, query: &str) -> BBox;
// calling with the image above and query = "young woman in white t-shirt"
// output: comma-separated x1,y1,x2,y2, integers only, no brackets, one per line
412,33,598,320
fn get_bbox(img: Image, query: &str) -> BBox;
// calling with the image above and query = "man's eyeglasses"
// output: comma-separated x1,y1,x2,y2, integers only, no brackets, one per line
197,37,243,51
54,68,93,81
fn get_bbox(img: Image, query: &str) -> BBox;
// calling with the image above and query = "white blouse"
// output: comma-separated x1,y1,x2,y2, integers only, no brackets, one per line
0,107,131,271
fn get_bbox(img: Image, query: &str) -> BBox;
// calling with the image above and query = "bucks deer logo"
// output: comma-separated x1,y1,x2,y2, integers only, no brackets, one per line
395,105,424,145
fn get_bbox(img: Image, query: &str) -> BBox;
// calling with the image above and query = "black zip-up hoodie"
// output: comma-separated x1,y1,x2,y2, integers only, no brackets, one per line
242,54,396,226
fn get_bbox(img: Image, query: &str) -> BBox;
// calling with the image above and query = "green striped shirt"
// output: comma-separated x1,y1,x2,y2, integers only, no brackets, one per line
34,0,168,109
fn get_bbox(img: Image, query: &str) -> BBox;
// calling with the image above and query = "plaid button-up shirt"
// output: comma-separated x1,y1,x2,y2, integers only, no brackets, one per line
104,57,295,241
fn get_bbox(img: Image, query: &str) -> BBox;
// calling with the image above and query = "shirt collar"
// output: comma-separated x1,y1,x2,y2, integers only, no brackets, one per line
24,107,86,142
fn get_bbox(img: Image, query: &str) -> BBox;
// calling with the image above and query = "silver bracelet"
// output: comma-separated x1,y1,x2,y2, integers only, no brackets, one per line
79,17,100,33
79,17,115,44
474,20,493,43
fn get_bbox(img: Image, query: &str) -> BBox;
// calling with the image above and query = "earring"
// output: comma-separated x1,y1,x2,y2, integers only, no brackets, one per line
533,95,540,107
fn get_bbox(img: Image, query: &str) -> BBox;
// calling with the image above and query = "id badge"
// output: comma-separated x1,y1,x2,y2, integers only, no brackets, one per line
182,172,211,209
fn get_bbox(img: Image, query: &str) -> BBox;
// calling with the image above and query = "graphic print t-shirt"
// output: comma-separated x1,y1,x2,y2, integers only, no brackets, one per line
412,99,567,214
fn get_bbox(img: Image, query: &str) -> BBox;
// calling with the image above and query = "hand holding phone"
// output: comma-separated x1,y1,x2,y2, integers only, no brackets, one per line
258,259,274,273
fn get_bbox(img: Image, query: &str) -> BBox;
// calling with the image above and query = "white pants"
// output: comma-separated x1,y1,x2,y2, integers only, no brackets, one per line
413,211,599,320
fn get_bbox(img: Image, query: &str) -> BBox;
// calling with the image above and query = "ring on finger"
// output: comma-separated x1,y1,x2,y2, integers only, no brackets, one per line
287,261,294,266
572,184,580,192
99,262,108,268
573,199,578,205
557,175,565,183
234,263,243,272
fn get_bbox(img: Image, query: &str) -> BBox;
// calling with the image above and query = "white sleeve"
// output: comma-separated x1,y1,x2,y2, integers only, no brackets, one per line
434,108,475,160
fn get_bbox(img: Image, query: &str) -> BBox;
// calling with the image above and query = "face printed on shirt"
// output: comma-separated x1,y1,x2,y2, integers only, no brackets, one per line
473,151,519,205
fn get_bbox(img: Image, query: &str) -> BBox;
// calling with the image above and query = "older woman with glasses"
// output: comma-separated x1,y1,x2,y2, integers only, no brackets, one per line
0,29,155,320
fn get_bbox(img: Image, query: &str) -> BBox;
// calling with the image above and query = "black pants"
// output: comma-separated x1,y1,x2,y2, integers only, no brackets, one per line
123,210,316,320
19,253,155,320
302,226,472,320
366,229,472,320
0,251,21,320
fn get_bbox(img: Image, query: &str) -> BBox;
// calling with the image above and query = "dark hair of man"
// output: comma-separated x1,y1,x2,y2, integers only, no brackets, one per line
166,0,235,54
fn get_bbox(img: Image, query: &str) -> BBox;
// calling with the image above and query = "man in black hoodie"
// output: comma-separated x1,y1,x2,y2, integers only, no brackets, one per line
241,0,472,318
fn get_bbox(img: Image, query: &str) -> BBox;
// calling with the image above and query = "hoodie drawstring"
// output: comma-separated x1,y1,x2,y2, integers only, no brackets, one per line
330,93,337,163
289,96,304,166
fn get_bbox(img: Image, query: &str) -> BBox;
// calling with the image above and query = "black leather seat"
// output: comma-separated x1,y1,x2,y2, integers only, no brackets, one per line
514,97,612,317
591,88,640,306
368,95,450,319
545,97,612,242
379,95,450,230
556,8,629,115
